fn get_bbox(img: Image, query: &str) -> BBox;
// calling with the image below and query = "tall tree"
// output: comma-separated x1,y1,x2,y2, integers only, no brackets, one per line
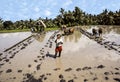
3,21,13,30
60,8,65,18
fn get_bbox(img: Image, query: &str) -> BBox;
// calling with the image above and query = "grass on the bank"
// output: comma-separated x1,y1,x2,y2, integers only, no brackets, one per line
0,27,59,33
45,27,59,31
0,29,30,33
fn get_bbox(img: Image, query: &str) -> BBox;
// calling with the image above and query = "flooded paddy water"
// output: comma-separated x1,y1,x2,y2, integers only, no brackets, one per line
0,26,120,82
0,32,32,52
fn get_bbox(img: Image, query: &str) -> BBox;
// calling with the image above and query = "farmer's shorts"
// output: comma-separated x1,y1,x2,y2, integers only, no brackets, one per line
55,46,62,52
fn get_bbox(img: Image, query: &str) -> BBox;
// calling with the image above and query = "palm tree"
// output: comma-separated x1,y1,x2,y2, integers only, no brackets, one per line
114,10,120,25
60,8,65,18
73,7,84,25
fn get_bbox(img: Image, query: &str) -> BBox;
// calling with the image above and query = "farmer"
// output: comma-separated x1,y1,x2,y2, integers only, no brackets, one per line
54,34,63,58
98,28,103,37
92,28,97,36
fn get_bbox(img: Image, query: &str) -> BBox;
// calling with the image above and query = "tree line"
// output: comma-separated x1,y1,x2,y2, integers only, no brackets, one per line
56,7,120,26
0,6,120,30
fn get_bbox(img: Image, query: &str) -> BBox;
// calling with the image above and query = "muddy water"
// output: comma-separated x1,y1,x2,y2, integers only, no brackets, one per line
0,26,120,82
0,32,31,52
0,31,56,82
37,26,120,82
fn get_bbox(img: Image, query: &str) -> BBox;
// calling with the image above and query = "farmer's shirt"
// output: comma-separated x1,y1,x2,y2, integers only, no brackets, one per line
55,38,63,47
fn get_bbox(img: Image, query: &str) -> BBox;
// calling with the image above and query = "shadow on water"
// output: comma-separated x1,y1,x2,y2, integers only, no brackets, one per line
46,53,55,59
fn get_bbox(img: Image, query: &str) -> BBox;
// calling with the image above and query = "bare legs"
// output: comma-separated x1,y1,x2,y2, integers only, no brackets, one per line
54,51,61,58
58,51,61,57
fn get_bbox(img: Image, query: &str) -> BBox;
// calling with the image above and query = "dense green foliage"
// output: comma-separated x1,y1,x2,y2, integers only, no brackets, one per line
0,7,120,31
56,7,120,26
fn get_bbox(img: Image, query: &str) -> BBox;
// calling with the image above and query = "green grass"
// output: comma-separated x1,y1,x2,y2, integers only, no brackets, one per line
45,27,59,31
0,27,59,33
0,29,30,33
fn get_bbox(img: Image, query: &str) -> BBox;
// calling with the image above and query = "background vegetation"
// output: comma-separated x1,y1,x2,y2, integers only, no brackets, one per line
0,6,120,32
